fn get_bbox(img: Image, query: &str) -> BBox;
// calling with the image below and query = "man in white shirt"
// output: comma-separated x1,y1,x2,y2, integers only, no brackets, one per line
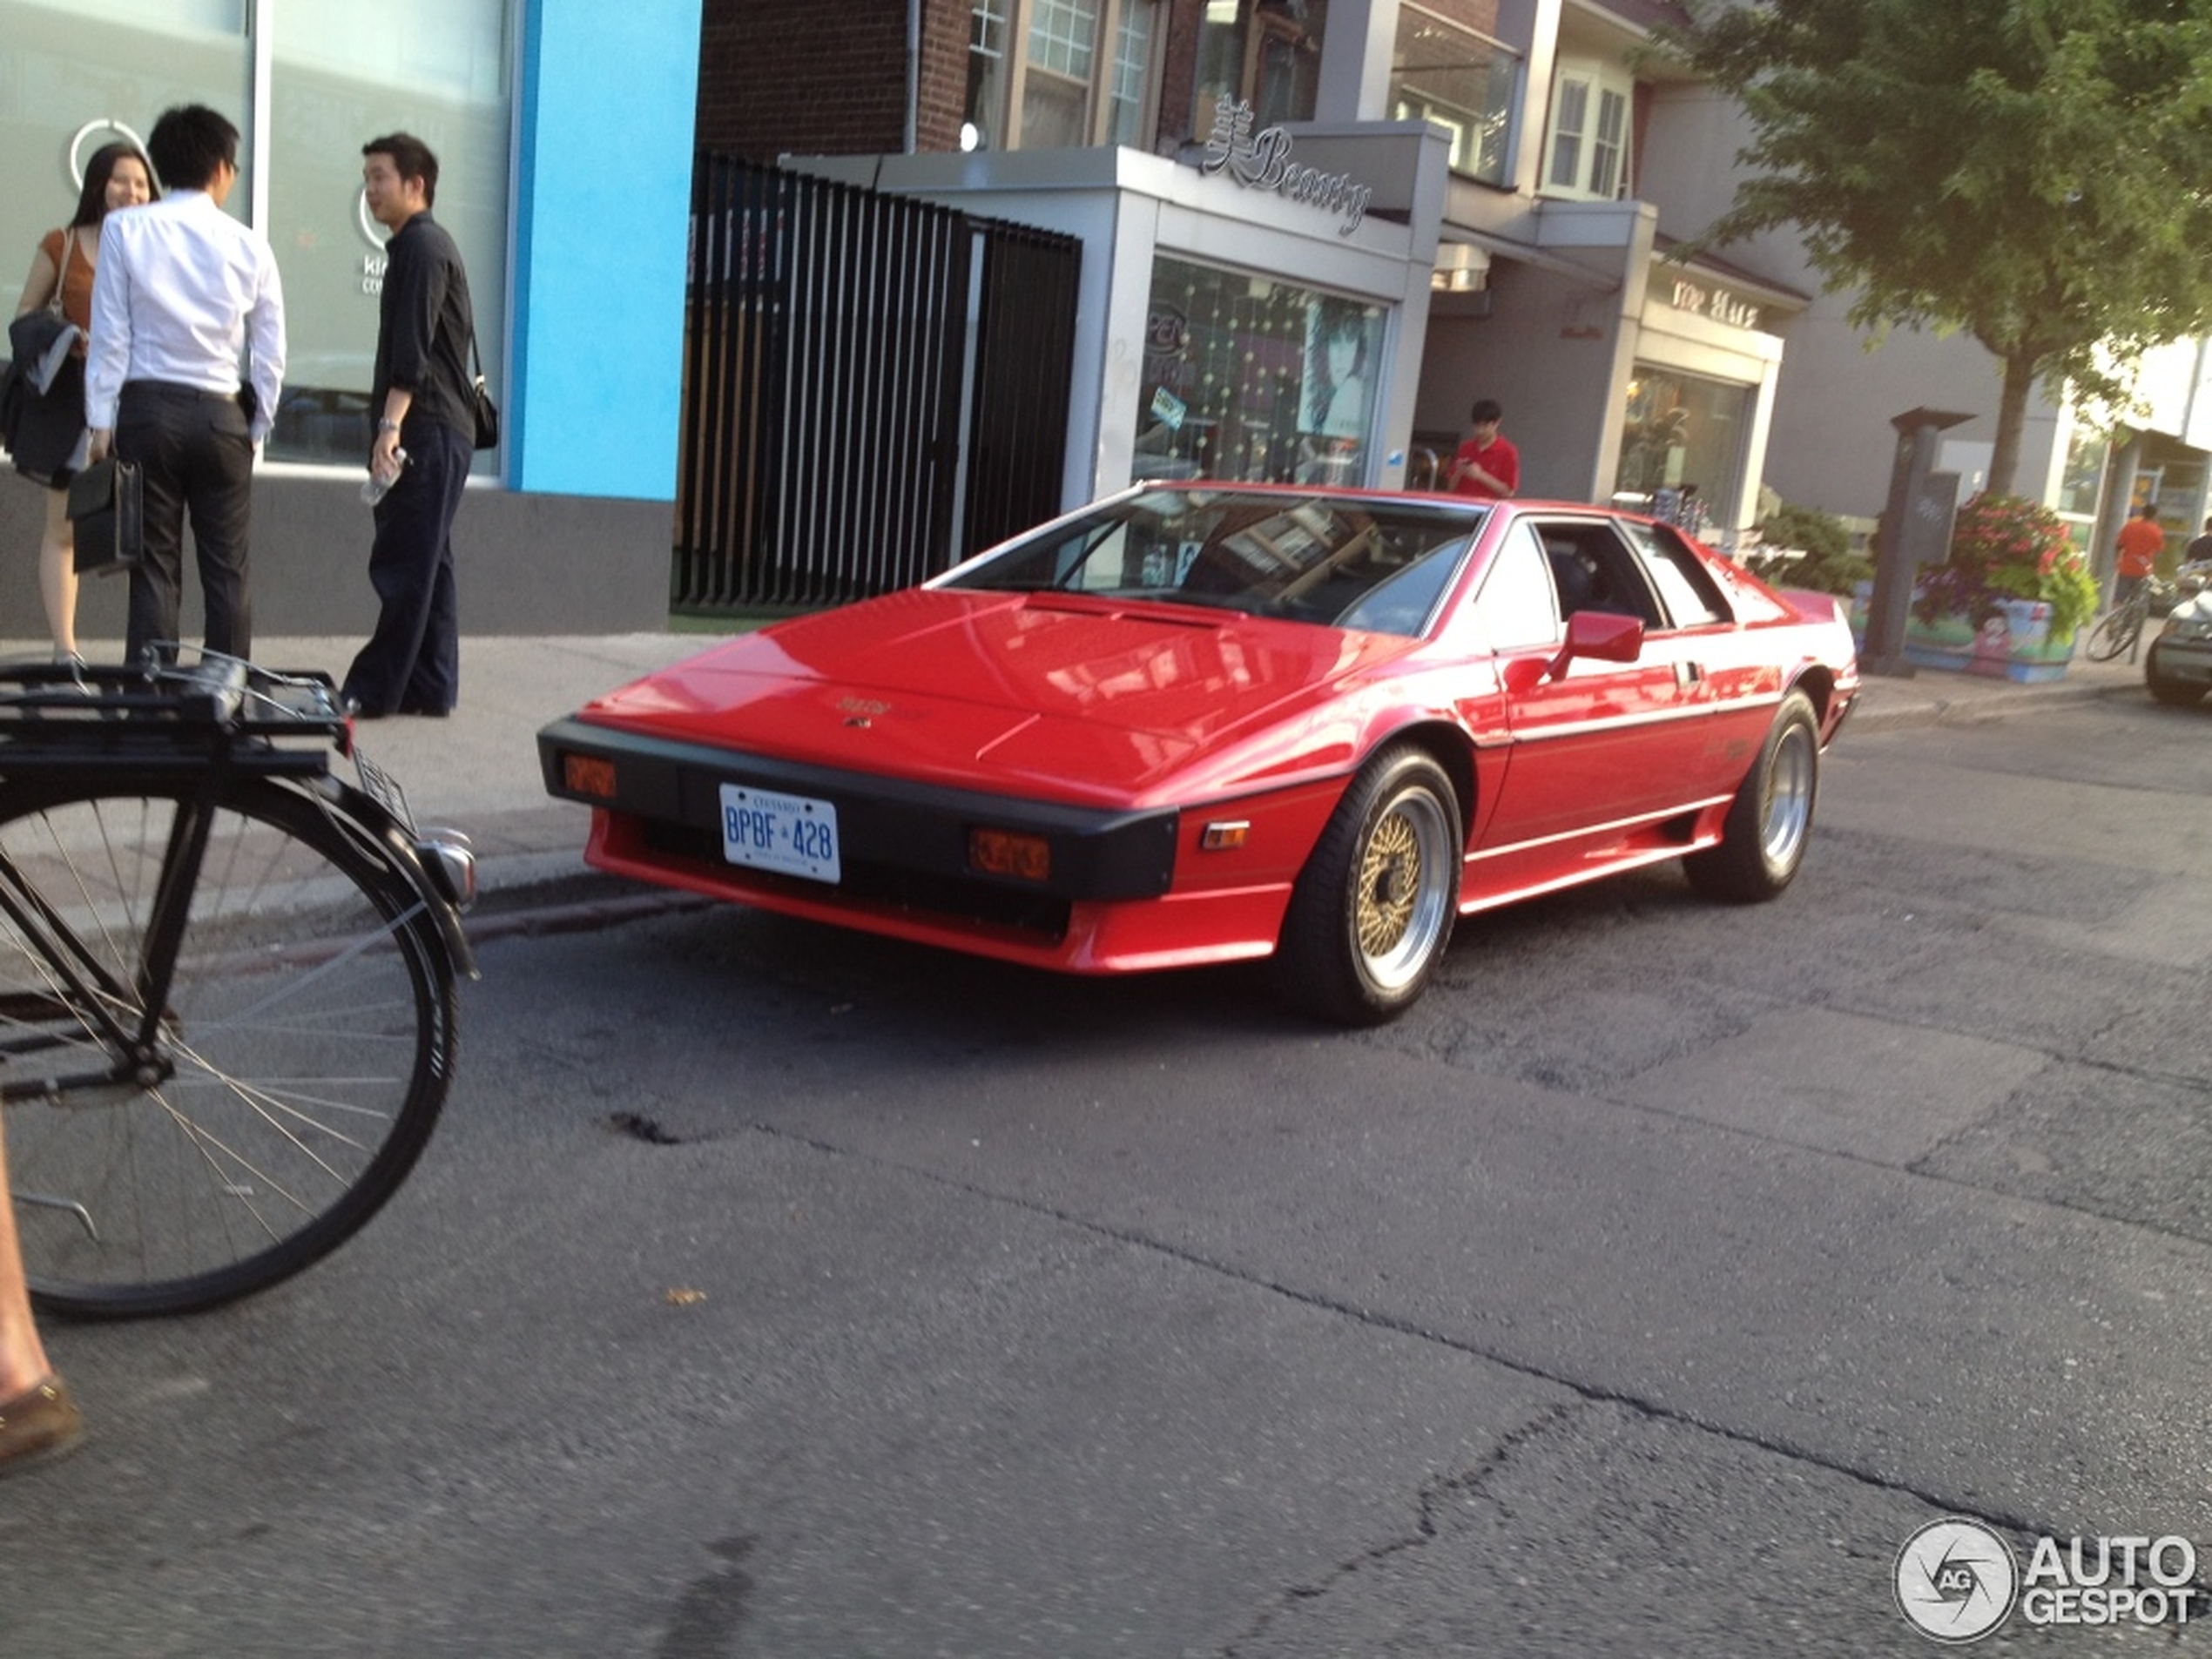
85,105,286,666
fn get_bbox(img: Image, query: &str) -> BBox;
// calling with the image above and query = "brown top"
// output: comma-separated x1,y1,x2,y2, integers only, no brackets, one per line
37,226,97,335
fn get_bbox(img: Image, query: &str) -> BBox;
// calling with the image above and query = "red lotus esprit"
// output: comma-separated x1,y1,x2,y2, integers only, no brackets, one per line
539,485,1859,1023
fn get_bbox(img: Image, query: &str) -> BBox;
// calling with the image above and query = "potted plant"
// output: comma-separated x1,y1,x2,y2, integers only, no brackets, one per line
1905,493,2100,681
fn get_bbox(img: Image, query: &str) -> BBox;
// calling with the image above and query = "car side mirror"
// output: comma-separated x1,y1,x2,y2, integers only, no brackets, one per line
1546,610,1643,680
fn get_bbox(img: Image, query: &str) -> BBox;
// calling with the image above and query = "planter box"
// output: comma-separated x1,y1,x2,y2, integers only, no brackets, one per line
1903,597,2075,683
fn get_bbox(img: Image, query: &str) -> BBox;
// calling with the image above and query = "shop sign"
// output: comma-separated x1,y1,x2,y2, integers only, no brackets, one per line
1669,276,1762,332
1198,100,1372,236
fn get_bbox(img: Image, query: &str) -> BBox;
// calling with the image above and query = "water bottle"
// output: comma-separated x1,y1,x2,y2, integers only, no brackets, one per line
361,449,408,505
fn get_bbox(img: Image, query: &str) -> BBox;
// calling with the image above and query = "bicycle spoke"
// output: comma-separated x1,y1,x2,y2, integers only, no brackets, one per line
0,779,454,1317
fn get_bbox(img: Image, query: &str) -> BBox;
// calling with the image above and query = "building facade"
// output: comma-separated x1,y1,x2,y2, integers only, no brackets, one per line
0,0,698,641
699,0,1804,549
701,0,2208,581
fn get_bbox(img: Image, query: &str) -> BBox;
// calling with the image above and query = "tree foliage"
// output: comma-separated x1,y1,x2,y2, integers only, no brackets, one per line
1656,0,2212,492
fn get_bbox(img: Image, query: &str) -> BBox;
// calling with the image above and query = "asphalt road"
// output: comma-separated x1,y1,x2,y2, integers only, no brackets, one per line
4,686,2210,1656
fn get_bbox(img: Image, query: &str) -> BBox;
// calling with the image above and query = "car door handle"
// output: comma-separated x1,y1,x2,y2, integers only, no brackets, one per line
1674,661,1705,689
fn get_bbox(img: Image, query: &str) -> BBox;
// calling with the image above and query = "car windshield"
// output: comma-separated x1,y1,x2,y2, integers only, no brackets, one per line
941,489,1487,637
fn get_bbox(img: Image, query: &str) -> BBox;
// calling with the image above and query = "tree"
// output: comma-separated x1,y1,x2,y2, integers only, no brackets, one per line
1657,0,2212,493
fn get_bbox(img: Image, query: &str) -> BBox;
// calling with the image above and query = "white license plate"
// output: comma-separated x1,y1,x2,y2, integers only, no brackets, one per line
718,784,841,882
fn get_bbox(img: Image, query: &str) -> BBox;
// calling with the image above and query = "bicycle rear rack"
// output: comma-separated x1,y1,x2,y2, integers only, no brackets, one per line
0,651,349,777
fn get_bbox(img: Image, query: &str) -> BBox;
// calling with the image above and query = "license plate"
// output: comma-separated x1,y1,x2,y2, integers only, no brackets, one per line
718,784,840,882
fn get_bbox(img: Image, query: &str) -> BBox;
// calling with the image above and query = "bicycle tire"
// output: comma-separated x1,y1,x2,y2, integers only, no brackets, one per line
0,774,456,1318
2084,606,2141,662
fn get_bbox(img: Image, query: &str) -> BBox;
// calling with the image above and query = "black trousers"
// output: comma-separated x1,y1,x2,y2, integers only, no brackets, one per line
342,422,471,716
115,380,254,665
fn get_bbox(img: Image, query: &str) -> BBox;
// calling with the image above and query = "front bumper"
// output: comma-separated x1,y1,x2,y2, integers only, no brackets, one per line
537,717,1181,941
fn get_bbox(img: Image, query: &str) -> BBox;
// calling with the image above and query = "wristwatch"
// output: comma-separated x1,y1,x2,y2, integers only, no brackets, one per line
376,418,401,434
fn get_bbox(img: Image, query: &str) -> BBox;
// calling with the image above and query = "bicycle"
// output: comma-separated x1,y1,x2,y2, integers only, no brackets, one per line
0,651,476,1319
2083,576,2172,663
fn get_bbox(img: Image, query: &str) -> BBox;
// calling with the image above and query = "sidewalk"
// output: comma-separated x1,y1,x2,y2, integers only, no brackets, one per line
0,629,2161,906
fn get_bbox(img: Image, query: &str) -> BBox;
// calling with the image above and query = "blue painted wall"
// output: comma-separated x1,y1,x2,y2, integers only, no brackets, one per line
515,0,700,500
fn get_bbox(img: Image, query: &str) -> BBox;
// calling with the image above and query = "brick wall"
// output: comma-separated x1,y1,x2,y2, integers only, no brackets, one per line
698,0,1231,162
697,0,915,159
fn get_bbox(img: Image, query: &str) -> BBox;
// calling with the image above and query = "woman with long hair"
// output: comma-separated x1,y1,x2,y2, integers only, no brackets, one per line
12,139,158,666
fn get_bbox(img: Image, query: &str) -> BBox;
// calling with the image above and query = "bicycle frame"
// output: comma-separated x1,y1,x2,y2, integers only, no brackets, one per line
0,655,476,1104
0,651,479,1315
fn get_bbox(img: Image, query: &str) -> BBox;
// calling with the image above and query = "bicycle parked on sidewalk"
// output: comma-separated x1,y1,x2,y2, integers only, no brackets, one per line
0,652,476,1319
2083,574,2172,663
2086,562,2212,664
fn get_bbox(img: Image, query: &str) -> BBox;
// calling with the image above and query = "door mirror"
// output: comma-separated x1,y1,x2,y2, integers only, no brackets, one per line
1545,610,1642,680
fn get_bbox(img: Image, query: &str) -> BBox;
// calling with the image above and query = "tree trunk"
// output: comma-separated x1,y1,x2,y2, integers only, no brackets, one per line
1986,347,2039,496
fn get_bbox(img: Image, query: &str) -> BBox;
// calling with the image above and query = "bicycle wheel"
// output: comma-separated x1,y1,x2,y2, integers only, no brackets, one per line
0,775,456,1318
2084,605,2141,662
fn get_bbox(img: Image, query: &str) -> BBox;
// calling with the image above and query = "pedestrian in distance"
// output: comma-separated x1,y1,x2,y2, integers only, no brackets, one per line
341,132,477,720
12,140,157,669
85,104,287,669
2114,502,2163,609
1447,397,1519,500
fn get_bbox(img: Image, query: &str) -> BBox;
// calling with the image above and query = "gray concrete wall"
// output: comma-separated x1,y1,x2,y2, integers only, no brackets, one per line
0,475,671,649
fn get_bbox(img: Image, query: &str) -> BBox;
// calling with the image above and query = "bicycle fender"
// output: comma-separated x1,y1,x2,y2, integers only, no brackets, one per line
315,777,482,980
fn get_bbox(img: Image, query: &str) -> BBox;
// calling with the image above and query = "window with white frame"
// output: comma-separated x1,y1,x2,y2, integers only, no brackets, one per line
965,0,1161,152
1544,58,1631,201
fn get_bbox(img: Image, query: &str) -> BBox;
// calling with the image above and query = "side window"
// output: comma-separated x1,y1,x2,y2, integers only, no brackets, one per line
1470,523,1561,650
1530,521,1664,629
1622,521,1732,628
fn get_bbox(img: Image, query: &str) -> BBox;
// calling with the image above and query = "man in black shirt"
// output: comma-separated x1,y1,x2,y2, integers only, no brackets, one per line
341,132,477,718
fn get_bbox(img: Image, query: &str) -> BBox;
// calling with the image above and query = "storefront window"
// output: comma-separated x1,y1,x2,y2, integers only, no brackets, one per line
1615,367,1749,527
0,4,252,309
1139,255,1384,486
266,0,510,464
1195,0,1328,141
0,0,510,471
1391,5,1516,185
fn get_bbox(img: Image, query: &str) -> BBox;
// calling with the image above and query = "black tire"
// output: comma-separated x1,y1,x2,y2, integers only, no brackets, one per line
0,776,455,1318
1685,691,1820,903
2085,607,2140,663
1273,745,1461,1026
2147,659,2208,706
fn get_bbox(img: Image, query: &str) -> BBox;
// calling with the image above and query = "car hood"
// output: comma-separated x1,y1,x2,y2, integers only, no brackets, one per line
577,588,1411,800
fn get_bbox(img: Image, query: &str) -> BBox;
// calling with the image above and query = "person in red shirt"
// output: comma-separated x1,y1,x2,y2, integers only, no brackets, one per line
1448,398,1520,499
2114,503,2165,605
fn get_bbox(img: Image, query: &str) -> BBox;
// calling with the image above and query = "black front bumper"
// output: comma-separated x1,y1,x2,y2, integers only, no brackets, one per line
538,718,1181,914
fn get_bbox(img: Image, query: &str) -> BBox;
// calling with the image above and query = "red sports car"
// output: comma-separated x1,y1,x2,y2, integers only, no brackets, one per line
539,485,1859,1023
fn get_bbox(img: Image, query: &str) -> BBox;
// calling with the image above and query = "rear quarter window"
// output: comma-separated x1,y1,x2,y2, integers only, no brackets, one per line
1623,522,1733,628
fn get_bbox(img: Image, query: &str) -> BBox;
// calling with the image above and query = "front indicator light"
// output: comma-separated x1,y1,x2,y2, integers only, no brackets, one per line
969,827,1051,882
563,752,617,801
1200,820,1250,851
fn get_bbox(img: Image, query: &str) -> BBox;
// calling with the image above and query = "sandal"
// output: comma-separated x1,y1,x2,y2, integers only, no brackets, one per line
0,1375,84,1478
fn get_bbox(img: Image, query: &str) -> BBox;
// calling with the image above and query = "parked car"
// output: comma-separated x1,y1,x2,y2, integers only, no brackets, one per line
2146,561,2212,706
540,485,1861,1023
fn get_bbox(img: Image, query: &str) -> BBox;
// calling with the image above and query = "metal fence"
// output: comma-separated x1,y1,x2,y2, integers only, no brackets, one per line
674,156,1082,612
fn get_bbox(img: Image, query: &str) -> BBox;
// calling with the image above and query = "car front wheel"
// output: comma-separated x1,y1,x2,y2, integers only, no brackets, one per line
1685,690,1820,903
2146,649,2209,707
1273,745,1462,1025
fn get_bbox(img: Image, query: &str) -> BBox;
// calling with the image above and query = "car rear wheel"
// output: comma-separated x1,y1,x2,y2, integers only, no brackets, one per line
1273,745,1461,1025
1685,690,1819,903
